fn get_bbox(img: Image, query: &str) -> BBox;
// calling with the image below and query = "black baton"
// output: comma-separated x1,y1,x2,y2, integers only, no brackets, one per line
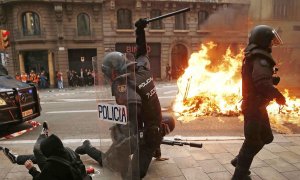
146,7,190,23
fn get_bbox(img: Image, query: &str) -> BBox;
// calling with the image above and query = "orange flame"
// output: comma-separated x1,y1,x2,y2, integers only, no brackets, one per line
173,42,300,128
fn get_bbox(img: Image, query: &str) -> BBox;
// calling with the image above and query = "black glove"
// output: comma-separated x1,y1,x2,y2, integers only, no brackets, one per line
272,76,280,85
160,123,171,137
276,93,286,105
135,18,148,29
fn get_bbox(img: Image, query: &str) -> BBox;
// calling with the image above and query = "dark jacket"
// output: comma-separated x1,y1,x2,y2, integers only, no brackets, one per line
29,134,83,180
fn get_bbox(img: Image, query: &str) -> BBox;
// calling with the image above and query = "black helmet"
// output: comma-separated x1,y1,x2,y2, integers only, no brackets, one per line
101,52,136,81
248,25,283,49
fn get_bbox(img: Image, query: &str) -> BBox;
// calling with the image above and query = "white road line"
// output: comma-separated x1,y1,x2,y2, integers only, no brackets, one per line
46,107,171,114
159,96,176,99
0,136,245,145
60,98,114,102
46,110,97,114
162,85,177,88
163,90,178,94
41,96,175,104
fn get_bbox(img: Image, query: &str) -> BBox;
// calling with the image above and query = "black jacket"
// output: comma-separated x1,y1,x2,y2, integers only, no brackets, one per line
29,134,84,180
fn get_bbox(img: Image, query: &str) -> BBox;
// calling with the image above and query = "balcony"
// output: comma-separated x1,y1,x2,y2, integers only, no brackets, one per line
73,28,97,42
14,28,47,43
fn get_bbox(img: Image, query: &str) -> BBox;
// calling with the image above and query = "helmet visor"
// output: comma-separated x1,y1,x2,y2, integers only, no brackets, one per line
272,29,283,46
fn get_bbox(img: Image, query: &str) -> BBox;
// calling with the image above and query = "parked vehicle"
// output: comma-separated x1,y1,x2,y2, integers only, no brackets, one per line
0,64,41,134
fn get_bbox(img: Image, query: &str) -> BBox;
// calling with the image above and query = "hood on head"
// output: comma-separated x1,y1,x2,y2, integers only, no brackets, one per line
40,134,65,157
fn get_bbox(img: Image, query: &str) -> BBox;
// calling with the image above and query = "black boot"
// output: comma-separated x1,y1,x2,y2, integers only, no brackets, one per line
232,167,252,180
3,147,17,164
75,140,103,166
75,140,91,155
231,156,251,175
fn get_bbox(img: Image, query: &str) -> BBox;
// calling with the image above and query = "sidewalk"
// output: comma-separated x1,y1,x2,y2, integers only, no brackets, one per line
1,134,300,180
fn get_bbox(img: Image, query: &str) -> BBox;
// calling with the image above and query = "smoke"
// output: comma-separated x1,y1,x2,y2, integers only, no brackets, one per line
200,4,249,32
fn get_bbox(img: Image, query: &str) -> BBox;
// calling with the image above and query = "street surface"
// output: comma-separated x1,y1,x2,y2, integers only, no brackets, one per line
1,81,300,180
1,81,299,142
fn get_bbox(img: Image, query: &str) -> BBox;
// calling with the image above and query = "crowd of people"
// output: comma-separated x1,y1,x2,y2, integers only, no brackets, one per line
14,68,95,90
67,68,95,87
15,70,50,89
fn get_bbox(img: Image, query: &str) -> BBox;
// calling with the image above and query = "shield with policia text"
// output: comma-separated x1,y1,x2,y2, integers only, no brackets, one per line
92,52,140,179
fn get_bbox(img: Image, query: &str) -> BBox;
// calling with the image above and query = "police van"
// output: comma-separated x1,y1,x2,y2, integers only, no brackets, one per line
0,64,41,136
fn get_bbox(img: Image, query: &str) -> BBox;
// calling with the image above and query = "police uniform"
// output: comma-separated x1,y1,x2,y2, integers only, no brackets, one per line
232,44,285,179
111,66,162,179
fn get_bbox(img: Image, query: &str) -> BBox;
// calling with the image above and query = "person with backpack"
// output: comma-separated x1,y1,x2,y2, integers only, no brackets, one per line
24,134,88,180
2,122,91,180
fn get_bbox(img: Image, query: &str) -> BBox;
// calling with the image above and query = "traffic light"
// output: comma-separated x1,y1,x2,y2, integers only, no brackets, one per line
1,30,10,49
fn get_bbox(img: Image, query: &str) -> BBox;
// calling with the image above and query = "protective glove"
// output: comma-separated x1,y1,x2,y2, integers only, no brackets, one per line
272,76,280,85
135,18,148,29
276,93,286,105
160,123,171,137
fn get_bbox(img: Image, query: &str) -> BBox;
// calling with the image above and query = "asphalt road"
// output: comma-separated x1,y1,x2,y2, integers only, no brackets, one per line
2,82,300,141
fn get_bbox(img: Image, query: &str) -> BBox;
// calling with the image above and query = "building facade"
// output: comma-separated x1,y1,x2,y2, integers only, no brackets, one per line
249,0,300,87
0,0,250,87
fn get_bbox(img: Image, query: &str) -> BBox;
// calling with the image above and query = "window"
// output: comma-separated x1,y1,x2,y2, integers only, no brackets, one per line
273,0,297,20
150,9,162,29
175,13,186,30
22,12,41,36
77,13,90,36
117,9,132,29
198,10,209,28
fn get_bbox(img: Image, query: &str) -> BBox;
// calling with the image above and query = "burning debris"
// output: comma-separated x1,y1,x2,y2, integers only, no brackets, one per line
173,42,300,130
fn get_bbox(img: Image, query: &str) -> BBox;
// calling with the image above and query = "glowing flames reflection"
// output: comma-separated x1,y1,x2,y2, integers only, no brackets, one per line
172,42,300,129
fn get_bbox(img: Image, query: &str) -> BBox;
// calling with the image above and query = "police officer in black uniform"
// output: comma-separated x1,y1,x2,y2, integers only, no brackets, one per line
76,51,174,179
134,18,171,160
231,25,286,180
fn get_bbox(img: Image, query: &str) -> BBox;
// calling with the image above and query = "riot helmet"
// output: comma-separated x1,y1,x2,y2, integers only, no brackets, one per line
101,51,136,81
248,25,283,49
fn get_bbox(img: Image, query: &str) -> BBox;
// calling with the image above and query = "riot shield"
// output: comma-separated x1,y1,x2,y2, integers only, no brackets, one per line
92,53,140,179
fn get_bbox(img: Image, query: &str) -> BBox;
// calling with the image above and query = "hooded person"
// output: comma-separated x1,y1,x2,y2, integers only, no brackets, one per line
25,134,89,180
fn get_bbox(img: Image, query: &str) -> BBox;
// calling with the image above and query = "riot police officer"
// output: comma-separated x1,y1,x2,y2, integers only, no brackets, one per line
231,25,286,179
135,18,171,161
76,52,174,179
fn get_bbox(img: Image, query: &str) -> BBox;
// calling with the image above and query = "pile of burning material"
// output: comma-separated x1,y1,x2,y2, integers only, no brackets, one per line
172,42,300,132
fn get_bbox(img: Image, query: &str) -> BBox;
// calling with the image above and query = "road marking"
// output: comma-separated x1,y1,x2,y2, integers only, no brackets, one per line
162,85,177,88
46,110,97,114
41,96,176,104
159,96,176,99
46,107,171,114
163,90,177,94
0,136,246,145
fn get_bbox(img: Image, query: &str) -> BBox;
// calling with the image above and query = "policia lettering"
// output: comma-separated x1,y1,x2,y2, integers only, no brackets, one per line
138,77,153,89
98,104,127,124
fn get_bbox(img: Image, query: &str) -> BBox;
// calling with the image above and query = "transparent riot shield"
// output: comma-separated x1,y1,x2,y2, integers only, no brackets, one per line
92,53,140,179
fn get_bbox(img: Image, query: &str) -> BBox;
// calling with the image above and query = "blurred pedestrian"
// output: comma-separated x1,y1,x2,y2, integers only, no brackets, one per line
56,71,63,89
166,64,171,81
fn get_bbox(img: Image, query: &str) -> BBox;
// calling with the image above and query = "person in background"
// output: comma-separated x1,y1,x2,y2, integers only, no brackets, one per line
56,71,63,89
21,71,28,83
15,72,21,81
166,64,171,81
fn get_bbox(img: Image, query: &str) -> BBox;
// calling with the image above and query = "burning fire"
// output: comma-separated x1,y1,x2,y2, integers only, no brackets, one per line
173,42,300,129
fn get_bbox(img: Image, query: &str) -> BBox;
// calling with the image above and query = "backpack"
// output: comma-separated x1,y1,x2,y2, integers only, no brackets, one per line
47,147,92,180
